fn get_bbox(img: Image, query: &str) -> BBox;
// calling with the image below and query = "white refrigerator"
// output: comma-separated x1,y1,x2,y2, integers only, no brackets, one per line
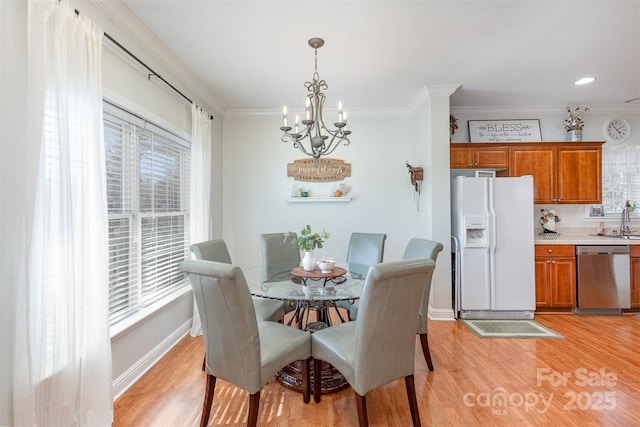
451,175,535,319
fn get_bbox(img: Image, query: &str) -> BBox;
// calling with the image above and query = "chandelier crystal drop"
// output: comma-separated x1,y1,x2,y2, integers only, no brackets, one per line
280,38,351,163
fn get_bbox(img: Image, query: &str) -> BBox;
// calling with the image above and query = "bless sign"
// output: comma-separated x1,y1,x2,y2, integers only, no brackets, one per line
468,119,542,143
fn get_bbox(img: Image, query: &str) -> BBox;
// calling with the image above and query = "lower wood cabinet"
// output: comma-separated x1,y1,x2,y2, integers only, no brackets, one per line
535,244,576,308
631,246,640,308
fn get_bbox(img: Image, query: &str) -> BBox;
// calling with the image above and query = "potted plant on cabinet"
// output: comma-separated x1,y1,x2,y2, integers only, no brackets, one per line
284,225,330,271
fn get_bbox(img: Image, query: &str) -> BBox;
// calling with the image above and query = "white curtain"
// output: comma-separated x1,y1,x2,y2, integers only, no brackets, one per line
14,1,112,425
189,105,212,336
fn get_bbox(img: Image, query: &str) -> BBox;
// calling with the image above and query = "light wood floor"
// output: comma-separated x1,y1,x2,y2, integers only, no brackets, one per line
113,313,640,426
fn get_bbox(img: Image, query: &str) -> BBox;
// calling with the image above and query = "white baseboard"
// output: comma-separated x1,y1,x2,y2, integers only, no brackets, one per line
112,319,191,401
428,306,456,321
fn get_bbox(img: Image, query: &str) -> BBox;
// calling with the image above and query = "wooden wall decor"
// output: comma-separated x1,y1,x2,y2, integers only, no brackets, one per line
405,162,423,193
287,158,352,182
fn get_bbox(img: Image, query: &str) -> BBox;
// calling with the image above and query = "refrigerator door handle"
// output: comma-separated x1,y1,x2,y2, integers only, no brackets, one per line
451,235,461,317
488,178,497,308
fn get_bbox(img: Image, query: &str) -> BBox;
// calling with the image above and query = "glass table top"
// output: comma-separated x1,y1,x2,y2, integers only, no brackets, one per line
243,262,369,303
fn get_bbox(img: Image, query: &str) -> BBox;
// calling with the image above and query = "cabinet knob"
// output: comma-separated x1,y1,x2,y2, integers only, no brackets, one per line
548,249,553,253
547,260,550,264
551,260,556,264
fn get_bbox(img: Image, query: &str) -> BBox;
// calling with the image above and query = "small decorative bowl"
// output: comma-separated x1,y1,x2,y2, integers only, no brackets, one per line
318,258,336,273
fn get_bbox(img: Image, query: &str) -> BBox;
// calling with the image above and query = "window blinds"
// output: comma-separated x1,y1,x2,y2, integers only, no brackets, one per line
601,145,640,217
104,101,191,324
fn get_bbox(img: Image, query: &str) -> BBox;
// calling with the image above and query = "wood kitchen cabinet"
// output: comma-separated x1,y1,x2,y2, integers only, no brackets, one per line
535,244,576,309
450,145,509,169
509,142,602,204
631,246,640,308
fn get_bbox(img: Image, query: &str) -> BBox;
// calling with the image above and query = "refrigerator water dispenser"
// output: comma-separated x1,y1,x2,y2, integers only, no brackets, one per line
464,216,487,247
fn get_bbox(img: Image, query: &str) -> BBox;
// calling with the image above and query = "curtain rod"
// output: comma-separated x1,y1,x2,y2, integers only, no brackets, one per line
73,6,213,120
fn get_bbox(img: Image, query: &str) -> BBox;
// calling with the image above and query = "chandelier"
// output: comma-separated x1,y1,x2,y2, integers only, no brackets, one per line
280,38,351,163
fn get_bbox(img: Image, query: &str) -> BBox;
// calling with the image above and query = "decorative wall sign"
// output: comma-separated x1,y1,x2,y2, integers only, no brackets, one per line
287,158,351,182
468,119,542,143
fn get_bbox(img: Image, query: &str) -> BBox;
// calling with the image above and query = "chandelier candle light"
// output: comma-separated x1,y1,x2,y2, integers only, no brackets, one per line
280,38,351,164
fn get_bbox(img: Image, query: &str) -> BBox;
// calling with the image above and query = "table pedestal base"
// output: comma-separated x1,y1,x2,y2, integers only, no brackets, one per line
276,360,348,395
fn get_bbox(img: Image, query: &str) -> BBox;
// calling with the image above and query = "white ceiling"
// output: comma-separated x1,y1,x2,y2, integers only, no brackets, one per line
117,0,640,113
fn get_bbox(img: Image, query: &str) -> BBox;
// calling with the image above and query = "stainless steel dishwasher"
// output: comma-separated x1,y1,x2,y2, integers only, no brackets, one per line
575,245,630,314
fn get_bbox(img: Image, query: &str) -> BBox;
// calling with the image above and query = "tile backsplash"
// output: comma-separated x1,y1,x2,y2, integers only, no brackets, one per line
534,204,638,234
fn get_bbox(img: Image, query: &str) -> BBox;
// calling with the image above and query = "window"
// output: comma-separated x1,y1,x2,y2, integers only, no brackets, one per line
601,145,640,217
104,101,191,324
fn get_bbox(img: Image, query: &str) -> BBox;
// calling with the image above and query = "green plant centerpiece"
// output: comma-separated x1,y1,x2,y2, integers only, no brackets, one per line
284,225,330,271
284,225,330,251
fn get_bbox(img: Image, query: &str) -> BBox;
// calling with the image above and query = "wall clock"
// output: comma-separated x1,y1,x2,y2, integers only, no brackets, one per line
602,118,631,143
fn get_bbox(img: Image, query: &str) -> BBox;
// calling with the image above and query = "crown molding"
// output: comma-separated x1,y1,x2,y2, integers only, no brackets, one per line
224,102,640,119
450,104,640,115
224,107,411,119
89,0,224,117
410,84,461,113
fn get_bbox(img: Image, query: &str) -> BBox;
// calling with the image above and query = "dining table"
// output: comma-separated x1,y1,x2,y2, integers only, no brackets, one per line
243,261,369,394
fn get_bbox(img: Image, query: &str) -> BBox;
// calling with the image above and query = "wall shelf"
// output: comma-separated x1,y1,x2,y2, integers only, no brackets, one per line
287,197,352,203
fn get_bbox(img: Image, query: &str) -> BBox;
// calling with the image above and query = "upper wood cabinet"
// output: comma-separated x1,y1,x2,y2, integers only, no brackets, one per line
450,145,509,169
508,146,555,202
555,145,602,203
450,141,603,204
509,142,602,204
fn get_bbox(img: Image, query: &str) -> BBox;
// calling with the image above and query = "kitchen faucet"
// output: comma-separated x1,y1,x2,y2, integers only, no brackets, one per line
620,208,631,238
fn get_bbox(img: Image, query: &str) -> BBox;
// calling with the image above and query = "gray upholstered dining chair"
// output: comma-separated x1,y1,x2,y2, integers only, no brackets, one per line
402,238,444,371
346,232,387,266
337,232,387,320
191,239,284,323
181,259,311,427
311,258,436,427
260,233,301,283
260,233,302,317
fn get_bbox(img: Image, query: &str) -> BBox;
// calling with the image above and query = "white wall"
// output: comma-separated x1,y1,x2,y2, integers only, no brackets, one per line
222,114,415,265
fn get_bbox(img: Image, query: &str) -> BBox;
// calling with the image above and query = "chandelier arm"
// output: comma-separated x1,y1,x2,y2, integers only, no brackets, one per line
281,133,314,157
319,135,351,157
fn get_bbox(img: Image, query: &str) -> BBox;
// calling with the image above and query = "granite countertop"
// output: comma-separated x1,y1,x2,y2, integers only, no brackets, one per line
534,227,640,245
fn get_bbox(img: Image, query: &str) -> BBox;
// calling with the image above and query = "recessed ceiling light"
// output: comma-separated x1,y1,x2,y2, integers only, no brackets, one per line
625,97,640,104
574,77,596,85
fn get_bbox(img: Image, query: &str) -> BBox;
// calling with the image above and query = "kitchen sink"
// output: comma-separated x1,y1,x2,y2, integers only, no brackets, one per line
589,233,640,240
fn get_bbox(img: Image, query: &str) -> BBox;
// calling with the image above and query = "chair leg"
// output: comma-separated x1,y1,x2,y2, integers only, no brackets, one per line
247,391,260,427
302,357,311,404
313,358,322,403
355,391,368,427
200,374,216,427
404,375,421,427
419,333,434,371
